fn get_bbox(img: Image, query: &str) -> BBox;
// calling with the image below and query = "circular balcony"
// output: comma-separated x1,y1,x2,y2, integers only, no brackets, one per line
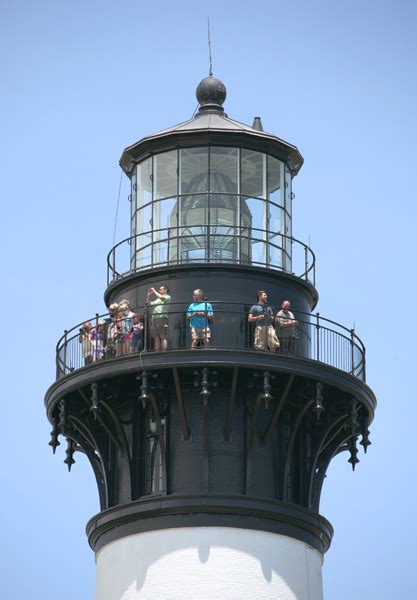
107,228,316,286
55,303,365,382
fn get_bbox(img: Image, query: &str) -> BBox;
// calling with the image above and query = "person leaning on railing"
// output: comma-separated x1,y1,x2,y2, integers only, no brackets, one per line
104,303,119,359
248,291,280,352
130,312,144,353
79,321,93,365
91,320,106,362
118,299,135,354
276,300,298,354
187,289,214,348
146,285,171,351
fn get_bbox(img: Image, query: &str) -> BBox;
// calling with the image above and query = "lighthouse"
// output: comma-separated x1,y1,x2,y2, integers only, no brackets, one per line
45,74,376,599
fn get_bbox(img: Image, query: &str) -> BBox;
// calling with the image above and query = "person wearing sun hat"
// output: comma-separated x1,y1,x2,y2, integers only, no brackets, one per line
118,299,135,354
105,303,119,358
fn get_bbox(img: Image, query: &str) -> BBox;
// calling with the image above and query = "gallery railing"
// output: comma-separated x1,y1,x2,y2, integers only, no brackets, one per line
107,227,316,285
55,303,365,382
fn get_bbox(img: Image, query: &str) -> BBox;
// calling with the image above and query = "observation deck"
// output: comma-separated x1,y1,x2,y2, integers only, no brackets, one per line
46,303,374,423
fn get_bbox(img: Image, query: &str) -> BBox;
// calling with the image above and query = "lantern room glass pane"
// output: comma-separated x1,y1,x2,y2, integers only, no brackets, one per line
209,194,238,229
242,197,266,237
154,151,177,200
285,214,292,238
268,156,284,207
152,239,169,267
268,235,283,269
136,159,152,210
209,195,239,263
130,173,137,258
268,202,283,234
285,165,292,217
134,233,152,269
153,198,177,266
210,232,239,263
210,147,239,193
241,150,266,198
180,148,209,193
180,194,208,228
153,198,178,232
251,240,267,265
178,194,208,263
178,226,207,262
135,204,152,235
131,172,136,222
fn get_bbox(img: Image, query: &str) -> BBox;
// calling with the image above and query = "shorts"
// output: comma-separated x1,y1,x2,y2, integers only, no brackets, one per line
151,317,169,339
254,324,279,351
191,327,211,341
131,330,142,349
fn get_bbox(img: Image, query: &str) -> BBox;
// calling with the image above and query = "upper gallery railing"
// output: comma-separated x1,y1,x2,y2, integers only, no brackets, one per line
55,303,365,382
107,227,316,285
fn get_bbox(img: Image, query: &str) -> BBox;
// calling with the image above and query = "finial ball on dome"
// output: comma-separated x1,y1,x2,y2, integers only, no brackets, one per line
196,76,227,108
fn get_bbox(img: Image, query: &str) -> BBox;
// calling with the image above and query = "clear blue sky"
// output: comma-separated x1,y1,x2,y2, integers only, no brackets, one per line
1,1,416,598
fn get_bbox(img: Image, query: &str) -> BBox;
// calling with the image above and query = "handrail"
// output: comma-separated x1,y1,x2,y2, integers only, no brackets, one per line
55,304,366,383
106,227,316,286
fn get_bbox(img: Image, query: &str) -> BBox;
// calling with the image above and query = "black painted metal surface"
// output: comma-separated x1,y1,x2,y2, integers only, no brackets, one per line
45,76,376,558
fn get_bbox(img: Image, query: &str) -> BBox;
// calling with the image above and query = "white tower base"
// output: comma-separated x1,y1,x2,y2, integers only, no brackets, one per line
95,526,323,600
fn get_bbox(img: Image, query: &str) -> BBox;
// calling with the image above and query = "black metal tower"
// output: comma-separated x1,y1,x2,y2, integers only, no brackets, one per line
45,75,376,598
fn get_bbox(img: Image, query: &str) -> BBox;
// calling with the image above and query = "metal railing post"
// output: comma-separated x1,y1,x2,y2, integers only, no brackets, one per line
63,330,68,377
363,347,366,382
316,313,320,361
95,313,99,362
144,306,148,352
350,328,355,376
304,246,308,281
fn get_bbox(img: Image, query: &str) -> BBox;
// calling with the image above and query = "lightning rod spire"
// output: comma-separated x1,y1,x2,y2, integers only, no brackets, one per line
208,17,213,76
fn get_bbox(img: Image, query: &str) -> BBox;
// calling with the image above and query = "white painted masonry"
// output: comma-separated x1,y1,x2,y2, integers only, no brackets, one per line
95,527,323,600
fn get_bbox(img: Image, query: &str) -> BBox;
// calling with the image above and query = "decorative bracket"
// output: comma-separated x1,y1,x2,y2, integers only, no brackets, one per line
200,367,211,407
58,398,67,435
348,436,360,471
90,382,100,419
139,372,150,409
360,426,371,453
64,437,76,472
48,417,60,454
262,371,273,410
313,382,324,420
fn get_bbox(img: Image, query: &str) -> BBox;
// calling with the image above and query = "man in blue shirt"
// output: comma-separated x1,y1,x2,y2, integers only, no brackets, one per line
187,289,214,348
248,290,280,351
